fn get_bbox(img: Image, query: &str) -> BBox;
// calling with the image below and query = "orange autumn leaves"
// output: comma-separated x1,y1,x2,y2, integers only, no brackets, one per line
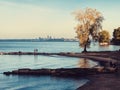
73,8,104,48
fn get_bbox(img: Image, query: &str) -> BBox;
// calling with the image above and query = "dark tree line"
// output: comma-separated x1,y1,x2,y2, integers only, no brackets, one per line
111,27,120,45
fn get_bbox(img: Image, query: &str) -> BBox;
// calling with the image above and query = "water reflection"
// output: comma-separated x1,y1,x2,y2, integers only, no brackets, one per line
78,58,98,68
34,55,38,60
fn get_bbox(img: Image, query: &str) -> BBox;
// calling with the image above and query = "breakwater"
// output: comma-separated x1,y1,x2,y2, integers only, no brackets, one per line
0,52,58,55
4,68,117,77
0,51,118,64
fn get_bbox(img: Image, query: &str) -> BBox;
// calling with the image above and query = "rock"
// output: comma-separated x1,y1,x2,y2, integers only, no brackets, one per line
3,68,117,77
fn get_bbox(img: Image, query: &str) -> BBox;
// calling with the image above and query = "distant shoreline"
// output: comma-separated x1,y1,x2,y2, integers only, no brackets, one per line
0,38,78,42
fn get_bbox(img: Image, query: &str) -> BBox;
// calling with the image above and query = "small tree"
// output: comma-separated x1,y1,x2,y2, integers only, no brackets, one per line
98,30,110,44
73,8,104,52
113,27,120,40
111,27,120,45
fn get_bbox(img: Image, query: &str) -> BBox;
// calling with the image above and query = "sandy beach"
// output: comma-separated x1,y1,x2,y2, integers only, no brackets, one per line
77,74,120,90
76,51,120,90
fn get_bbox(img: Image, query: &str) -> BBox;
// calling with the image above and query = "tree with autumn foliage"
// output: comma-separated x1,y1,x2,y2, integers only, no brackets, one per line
73,8,104,52
98,30,110,44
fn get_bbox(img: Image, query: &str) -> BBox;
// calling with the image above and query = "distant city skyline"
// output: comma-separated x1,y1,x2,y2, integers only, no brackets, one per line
0,0,120,39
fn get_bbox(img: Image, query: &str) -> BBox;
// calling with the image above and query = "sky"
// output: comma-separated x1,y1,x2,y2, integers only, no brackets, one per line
0,0,120,39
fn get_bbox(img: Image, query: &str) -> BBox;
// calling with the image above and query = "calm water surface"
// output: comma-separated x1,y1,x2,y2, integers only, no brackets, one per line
0,42,119,52
0,42,119,90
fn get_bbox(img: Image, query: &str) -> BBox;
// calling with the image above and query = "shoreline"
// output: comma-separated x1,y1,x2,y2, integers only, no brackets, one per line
2,50,120,90
77,73,120,90
0,50,119,63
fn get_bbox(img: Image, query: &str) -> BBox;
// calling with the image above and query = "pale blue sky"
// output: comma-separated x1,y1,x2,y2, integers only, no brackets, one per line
0,0,120,39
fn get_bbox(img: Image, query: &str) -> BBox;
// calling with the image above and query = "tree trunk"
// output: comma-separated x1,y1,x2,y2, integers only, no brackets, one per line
83,44,87,53
82,38,89,53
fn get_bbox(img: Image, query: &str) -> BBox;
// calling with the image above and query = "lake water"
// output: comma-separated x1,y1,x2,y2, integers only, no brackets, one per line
0,41,120,90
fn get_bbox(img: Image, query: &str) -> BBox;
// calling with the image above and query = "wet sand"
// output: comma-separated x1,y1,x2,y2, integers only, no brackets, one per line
77,73,120,90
